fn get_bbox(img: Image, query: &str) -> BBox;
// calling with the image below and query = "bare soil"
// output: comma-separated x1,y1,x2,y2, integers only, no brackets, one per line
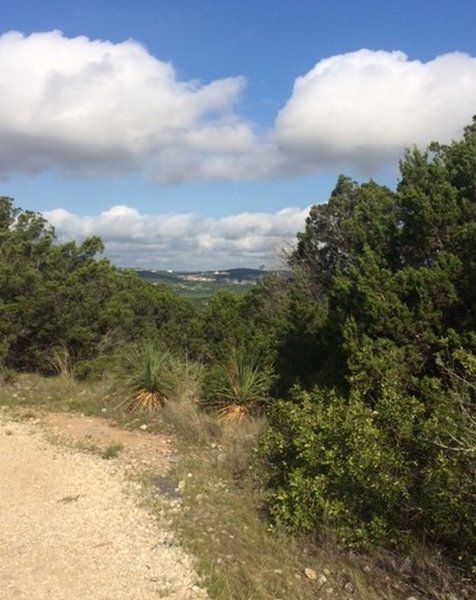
0,408,208,600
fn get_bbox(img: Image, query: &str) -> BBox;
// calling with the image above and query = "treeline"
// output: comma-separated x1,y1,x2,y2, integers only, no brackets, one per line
1,118,475,574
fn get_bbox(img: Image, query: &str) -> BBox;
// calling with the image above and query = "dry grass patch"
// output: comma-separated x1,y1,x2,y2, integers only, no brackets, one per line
0,372,111,416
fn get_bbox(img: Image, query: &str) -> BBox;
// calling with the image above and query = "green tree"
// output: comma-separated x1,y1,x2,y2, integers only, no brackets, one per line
0,197,197,373
261,119,476,571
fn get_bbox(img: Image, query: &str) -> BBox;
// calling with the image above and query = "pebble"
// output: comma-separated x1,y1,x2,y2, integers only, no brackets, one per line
317,574,328,589
304,567,317,580
344,581,354,594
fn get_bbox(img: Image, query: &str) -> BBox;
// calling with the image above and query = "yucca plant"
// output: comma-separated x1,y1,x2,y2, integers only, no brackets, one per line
118,341,173,414
48,345,74,376
202,353,274,422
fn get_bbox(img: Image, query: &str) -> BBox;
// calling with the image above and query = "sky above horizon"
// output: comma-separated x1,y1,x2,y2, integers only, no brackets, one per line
1,0,476,269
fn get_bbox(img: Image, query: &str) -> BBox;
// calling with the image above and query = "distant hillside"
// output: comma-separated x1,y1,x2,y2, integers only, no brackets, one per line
129,267,284,284
120,267,284,306
124,267,288,306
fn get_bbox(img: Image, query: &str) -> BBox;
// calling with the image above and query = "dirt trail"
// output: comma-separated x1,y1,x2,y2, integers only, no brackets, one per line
0,409,208,600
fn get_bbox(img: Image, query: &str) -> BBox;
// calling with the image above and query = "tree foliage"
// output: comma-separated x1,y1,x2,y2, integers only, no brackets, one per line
261,118,476,570
0,197,196,373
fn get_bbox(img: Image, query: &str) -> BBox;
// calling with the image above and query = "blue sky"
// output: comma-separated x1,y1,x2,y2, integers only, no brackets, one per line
1,0,475,269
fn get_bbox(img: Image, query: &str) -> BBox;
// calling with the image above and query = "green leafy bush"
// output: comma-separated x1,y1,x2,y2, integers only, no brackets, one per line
261,388,414,548
261,383,475,566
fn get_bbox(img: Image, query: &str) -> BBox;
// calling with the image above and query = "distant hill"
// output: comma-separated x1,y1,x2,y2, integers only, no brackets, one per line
122,268,288,306
128,267,284,284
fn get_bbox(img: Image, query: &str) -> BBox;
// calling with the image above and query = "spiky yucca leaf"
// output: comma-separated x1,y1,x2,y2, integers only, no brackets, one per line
118,341,172,413
202,356,273,421
217,403,250,423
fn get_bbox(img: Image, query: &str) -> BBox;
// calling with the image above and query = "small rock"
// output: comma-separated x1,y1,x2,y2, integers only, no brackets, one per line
317,574,328,589
344,581,354,594
304,568,317,580
323,568,331,577
406,597,419,600
139,424,148,430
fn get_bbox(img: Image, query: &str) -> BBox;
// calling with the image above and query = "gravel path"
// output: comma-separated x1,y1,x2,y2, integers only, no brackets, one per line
0,415,208,600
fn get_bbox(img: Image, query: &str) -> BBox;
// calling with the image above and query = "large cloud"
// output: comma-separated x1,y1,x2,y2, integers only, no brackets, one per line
0,30,269,182
274,49,476,172
44,205,309,270
1,32,476,182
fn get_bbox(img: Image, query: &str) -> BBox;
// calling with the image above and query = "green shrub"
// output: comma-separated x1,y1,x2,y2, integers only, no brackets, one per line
260,385,476,567
261,388,414,548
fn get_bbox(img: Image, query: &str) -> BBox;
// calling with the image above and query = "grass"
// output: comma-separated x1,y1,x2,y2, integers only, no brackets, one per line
0,371,111,416
146,392,476,600
41,429,125,461
58,494,81,504
101,442,124,459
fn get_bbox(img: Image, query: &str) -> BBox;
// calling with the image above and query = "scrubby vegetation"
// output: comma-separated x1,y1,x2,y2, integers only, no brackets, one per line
259,120,476,574
1,118,476,597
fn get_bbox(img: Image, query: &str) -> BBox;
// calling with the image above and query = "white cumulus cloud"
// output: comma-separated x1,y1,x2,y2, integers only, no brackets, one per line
0,30,265,182
1,33,476,182
273,49,476,172
44,206,309,270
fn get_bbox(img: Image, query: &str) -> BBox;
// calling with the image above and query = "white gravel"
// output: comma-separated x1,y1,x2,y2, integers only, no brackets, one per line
0,416,208,599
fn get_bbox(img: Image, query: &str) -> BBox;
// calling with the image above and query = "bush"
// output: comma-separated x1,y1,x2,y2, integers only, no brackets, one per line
261,388,414,548
260,385,476,567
